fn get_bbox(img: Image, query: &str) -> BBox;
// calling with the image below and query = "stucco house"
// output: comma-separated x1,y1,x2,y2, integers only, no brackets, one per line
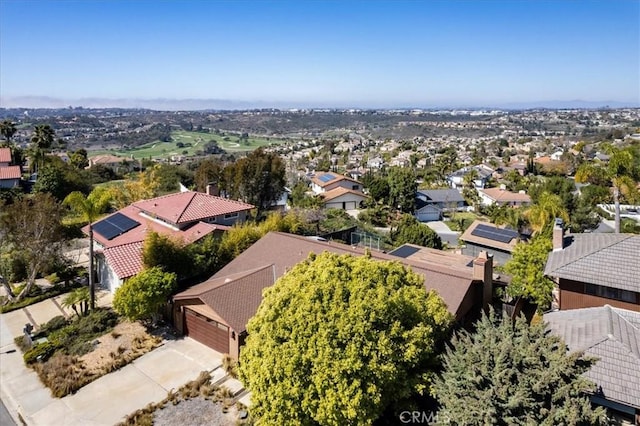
310,172,363,194
0,147,21,189
478,187,531,207
415,189,466,222
172,232,495,358
87,191,254,292
446,165,493,190
310,172,367,210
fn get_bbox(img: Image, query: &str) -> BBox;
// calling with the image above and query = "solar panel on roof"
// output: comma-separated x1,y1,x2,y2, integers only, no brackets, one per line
318,173,336,183
389,245,420,259
93,212,140,240
471,224,518,244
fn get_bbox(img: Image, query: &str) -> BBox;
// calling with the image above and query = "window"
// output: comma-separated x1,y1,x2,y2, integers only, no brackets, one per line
584,283,637,303
352,185,359,190
224,212,239,219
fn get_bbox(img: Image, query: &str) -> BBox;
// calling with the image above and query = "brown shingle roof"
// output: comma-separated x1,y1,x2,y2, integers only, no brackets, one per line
174,265,275,332
460,220,520,252
311,172,360,189
211,232,479,320
133,191,254,224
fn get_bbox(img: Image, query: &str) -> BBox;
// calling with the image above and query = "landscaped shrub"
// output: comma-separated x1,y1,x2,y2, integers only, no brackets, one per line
24,341,56,364
33,354,89,398
40,315,69,335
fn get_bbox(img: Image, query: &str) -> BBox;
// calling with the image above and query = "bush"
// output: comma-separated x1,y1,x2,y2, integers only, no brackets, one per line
24,341,56,364
40,315,69,335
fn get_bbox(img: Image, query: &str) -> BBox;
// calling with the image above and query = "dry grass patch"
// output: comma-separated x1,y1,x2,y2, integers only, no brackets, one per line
33,321,161,397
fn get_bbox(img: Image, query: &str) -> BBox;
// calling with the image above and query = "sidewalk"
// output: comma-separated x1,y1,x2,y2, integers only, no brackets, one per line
0,292,233,426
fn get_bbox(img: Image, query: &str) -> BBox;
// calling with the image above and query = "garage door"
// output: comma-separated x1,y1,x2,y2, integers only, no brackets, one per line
184,308,229,353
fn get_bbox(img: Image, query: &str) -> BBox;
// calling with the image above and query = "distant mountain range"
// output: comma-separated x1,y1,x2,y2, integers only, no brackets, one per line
1,96,638,111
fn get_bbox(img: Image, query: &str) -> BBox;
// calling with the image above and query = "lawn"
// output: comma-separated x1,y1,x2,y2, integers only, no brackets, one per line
90,130,289,160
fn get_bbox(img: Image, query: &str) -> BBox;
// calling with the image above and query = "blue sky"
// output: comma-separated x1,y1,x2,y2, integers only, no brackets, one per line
1,0,638,108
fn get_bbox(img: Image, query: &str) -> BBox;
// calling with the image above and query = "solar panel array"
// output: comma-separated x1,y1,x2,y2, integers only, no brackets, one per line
389,245,420,259
93,213,140,240
318,173,336,183
470,224,518,244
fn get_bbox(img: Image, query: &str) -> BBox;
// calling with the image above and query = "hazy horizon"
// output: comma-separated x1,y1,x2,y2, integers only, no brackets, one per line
1,1,638,108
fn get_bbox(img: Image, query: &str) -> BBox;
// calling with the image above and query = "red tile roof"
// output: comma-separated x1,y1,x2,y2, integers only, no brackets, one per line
0,166,21,180
0,148,11,163
133,191,254,224
103,242,144,279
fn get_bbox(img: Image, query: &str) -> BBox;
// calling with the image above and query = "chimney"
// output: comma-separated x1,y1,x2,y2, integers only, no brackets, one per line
552,218,565,251
206,182,219,196
473,251,494,312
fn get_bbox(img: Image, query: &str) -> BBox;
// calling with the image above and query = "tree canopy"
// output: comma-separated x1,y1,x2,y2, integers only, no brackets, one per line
504,235,555,311
239,252,453,425
434,310,605,425
113,267,177,321
391,214,443,249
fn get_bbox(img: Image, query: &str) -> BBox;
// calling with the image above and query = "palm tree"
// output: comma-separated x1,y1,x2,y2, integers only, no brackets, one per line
0,120,17,146
526,191,569,233
30,124,55,172
63,187,112,310
575,146,639,233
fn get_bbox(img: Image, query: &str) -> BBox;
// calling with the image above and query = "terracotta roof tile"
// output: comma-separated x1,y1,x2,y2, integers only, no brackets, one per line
321,187,368,202
0,148,11,163
479,187,531,203
311,172,359,188
103,242,144,279
133,191,253,224
0,166,21,180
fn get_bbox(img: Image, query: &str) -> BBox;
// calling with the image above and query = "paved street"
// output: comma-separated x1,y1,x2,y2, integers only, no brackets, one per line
0,398,16,426
0,293,243,426
424,220,461,248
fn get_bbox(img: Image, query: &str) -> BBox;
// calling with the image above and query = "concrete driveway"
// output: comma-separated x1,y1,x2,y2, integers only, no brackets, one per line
423,221,461,247
1,295,227,426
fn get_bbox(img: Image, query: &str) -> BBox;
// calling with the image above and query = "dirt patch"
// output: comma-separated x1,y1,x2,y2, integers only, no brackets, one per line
79,321,158,375
153,397,238,426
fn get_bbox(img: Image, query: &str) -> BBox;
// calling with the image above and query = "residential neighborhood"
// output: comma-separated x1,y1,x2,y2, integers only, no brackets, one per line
1,106,639,425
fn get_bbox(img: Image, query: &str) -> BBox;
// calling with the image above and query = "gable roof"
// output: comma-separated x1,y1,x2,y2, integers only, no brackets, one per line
460,220,520,252
0,165,21,180
417,189,464,204
101,241,144,280
211,232,480,320
133,191,254,224
89,154,126,164
320,187,368,202
0,147,11,163
545,233,640,292
311,172,360,188
479,187,531,203
174,265,275,333
545,306,640,409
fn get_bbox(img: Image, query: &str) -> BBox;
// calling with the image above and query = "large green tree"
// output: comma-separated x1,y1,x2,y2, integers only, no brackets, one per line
526,191,569,233
434,311,606,425
387,167,417,213
225,148,285,214
30,124,55,172
0,193,64,301
503,235,555,311
391,214,443,249
0,120,17,146
63,187,112,310
239,252,453,425
113,267,177,321
575,145,639,233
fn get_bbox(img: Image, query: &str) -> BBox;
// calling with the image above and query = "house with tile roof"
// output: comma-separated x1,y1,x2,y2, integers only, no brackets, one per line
310,172,367,210
545,306,640,424
88,191,254,292
545,222,640,312
0,147,21,189
172,232,494,357
87,154,133,173
478,186,531,207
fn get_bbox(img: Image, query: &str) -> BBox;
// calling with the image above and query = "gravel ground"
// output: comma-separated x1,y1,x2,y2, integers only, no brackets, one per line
153,398,236,426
